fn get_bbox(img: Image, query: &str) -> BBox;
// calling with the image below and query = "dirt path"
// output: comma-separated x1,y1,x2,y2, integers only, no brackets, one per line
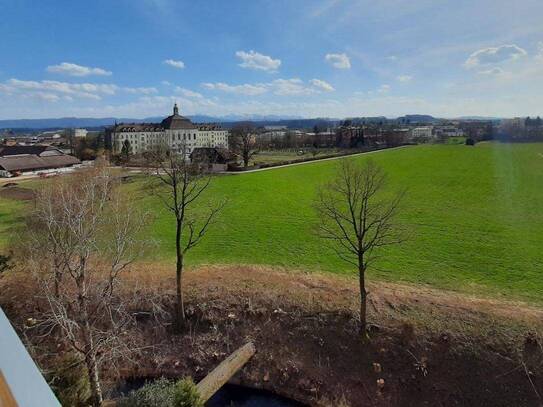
223,145,411,174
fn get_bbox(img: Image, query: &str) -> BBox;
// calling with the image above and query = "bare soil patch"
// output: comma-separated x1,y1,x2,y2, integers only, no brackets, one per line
0,185,35,200
2,264,543,406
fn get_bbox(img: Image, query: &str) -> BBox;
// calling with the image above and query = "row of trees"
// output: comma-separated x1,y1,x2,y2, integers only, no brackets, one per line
22,145,405,405
24,164,149,406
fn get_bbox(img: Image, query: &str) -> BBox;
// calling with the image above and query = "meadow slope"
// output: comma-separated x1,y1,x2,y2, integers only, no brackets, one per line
130,142,543,302
1,142,542,302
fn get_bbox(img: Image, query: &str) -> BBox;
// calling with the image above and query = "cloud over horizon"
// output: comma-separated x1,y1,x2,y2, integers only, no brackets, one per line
464,45,527,68
46,62,112,77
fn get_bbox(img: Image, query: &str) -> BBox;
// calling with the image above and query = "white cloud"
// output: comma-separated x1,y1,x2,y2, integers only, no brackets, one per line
46,62,112,77
396,75,412,83
536,42,543,62
34,92,61,102
202,82,268,96
163,59,185,69
123,86,158,95
377,84,391,94
464,44,527,68
271,78,313,95
202,78,334,96
0,78,119,100
235,50,281,72
175,87,203,99
161,80,172,86
310,78,335,92
478,67,506,75
325,53,351,69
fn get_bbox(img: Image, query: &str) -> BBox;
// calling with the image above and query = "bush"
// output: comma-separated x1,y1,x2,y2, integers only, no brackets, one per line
117,378,176,407
118,377,203,407
49,353,91,407
173,378,204,407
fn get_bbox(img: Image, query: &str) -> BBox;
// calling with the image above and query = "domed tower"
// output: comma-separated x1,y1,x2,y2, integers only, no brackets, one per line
162,103,196,130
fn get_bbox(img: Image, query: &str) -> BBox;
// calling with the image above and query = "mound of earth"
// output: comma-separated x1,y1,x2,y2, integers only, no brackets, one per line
0,185,35,200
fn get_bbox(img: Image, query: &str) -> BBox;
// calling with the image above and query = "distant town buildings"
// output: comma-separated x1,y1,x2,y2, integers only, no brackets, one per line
65,128,88,139
411,126,434,141
105,104,228,157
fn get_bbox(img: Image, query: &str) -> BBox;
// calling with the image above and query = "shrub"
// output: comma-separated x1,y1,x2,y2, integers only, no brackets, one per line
117,377,203,407
49,353,91,407
173,377,204,407
117,378,176,407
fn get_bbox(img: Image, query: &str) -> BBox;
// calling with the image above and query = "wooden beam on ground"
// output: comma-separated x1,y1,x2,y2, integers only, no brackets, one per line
196,342,256,402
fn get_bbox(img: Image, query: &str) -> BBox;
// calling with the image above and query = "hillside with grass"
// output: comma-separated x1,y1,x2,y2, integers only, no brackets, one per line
2,142,542,302
128,142,543,302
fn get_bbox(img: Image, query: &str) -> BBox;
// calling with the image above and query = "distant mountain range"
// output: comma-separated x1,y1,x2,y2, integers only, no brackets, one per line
0,114,305,130
0,113,504,132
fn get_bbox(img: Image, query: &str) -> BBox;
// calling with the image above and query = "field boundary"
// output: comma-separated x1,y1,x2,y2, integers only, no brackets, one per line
222,145,412,174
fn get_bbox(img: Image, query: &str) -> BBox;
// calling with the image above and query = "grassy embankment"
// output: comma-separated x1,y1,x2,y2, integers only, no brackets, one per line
1,142,542,302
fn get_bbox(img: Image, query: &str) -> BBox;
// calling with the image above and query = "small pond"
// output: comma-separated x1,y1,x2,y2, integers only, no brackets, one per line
114,378,306,407
206,383,306,407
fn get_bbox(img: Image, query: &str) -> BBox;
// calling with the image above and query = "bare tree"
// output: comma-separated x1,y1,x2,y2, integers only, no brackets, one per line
314,159,405,335
147,144,225,330
231,122,257,167
25,166,149,407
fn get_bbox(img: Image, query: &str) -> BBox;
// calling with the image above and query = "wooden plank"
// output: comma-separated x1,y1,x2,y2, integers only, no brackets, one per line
196,342,256,402
0,369,19,407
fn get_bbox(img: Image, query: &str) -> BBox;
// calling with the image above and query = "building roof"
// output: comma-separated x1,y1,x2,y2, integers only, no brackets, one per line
190,147,236,163
0,154,80,172
161,115,197,130
111,104,197,132
111,123,163,132
0,145,54,156
198,124,225,131
161,102,196,130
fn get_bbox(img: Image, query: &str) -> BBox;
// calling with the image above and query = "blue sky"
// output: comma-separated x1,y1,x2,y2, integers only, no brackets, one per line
1,0,542,119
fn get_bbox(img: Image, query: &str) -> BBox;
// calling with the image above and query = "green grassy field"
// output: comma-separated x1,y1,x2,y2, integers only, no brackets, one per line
2,142,542,302
0,197,25,248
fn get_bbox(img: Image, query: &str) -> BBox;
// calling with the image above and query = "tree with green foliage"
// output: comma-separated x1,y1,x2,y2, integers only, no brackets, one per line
121,139,132,161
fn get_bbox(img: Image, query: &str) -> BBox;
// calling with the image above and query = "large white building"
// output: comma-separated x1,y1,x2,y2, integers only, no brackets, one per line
106,104,228,156
410,126,434,141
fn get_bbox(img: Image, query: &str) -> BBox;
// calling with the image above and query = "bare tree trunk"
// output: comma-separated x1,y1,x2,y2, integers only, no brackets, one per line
175,219,185,330
359,263,367,335
78,282,103,407
85,350,103,407
243,151,249,168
